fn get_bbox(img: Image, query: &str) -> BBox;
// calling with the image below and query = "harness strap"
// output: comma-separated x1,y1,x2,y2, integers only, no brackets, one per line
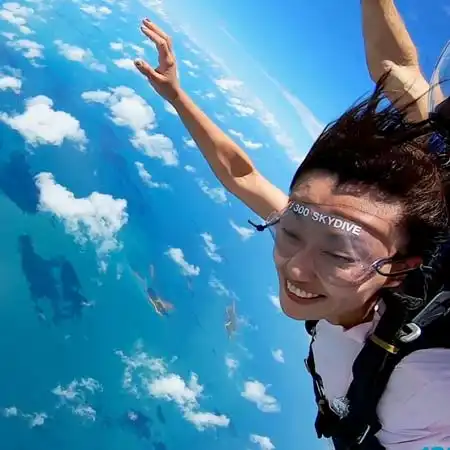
305,319,389,449
304,322,340,438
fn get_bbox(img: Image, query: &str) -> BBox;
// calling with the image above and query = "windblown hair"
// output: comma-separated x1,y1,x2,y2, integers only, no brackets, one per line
302,78,450,438
290,74,450,258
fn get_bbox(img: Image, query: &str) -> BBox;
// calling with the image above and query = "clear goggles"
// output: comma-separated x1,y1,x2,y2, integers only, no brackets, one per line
429,40,450,118
249,201,416,287
428,40,450,155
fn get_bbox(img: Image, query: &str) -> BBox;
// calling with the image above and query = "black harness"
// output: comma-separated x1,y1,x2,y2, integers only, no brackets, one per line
304,249,450,449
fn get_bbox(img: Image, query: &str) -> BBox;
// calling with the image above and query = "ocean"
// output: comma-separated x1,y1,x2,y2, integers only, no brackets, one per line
0,1,325,449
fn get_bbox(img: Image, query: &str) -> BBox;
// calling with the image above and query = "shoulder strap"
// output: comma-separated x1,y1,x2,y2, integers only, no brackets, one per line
305,320,318,336
304,293,450,449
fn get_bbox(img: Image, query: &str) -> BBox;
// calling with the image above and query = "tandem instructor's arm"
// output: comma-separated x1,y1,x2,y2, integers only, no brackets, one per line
134,19,288,220
361,0,430,122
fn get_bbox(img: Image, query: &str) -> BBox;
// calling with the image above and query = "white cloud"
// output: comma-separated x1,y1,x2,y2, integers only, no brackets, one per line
281,88,324,142
36,172,128,255
1,95,87,148
72,404,96,421
197,178,227,204
130,44,145,56
0,2,33,34
166,247,200,277
6,39,44,61
241,380,280,413
102,87,156,131
147,373,201,408
182,41,201,56
135,161,169,189
215,78,244,92
54,40,85,61
184,165,196,173
208,274,236,299
113,58,137,71
229,220,254,241
0,73,21,93
182,59,199,70
184,410,229,430
132,132,178,166
205,92,216,99
52,377,102,422
82,87,178,166
214,113,226,123
269,294,281,312
250,434,276,450
139,0,168,21
272,349,284,364
227,97,255,117
81,90,111,103
110,41,124,51
2,406,18,417
183,137,197,148
229,129,263,150
214,62,307,161
28,412,47,428
116,341,229,431
200,232,222,263
214,78,256,116
225,355,239,378
1,31,16,40
110,41,145,56
1,407,48,428
187,70,198,78
164,101,178,115
54,40,106,72
80,4,112,19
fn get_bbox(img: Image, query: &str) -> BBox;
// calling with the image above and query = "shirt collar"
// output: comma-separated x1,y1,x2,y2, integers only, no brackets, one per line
322,301,385,344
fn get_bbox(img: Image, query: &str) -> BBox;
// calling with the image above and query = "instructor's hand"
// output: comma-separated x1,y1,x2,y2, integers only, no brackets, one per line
135,18,180,103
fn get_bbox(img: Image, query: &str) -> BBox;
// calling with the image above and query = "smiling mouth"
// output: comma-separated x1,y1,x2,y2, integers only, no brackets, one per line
285,280,325,302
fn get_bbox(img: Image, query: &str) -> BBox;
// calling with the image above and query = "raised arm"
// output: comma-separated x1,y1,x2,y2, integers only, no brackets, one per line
361,0,430,122
134,19,287,219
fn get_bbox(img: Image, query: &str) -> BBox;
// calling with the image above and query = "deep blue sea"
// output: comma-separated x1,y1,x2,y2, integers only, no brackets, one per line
0,1,326,449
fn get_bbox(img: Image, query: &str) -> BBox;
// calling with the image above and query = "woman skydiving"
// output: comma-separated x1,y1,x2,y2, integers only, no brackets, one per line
133,2,450,448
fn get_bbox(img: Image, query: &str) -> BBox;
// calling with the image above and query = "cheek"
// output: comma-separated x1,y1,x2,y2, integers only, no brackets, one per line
322,274,388,314
353,273,389,304
273,247,284,270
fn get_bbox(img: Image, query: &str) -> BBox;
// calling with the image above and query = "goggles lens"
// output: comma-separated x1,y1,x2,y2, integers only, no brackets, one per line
266,202,401,286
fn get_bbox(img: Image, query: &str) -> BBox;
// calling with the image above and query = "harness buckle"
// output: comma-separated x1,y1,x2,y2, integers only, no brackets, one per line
399,290,450,343
356,425,371,445
398,322,422,343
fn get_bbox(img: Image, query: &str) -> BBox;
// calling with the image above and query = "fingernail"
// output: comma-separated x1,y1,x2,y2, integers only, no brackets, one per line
135,59,143,67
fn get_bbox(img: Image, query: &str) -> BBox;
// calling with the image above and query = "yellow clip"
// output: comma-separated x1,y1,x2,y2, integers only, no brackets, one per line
370,334,399,354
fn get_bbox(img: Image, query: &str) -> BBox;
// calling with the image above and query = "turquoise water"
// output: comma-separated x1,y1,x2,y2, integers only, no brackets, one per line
0,1,325,449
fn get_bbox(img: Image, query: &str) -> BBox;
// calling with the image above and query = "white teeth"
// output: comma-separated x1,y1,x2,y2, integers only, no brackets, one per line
286,280,321,299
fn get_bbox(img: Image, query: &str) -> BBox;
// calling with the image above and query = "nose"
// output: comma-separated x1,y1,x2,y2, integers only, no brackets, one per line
284,248,317,282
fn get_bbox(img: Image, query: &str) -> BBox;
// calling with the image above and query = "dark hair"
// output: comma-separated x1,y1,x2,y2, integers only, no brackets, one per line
289,75,450,258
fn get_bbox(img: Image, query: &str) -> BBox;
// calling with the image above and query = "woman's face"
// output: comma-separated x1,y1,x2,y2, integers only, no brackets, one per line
274,172,408,327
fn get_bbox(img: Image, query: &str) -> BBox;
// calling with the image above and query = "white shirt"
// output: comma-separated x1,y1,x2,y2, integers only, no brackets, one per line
312,310,450,449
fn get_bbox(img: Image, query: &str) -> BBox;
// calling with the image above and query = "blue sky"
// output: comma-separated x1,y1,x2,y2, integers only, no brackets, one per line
146,0,449,178
164,0,449,111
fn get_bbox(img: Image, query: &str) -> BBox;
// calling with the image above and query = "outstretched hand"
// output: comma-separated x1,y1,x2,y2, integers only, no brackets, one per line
134,18,180,102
